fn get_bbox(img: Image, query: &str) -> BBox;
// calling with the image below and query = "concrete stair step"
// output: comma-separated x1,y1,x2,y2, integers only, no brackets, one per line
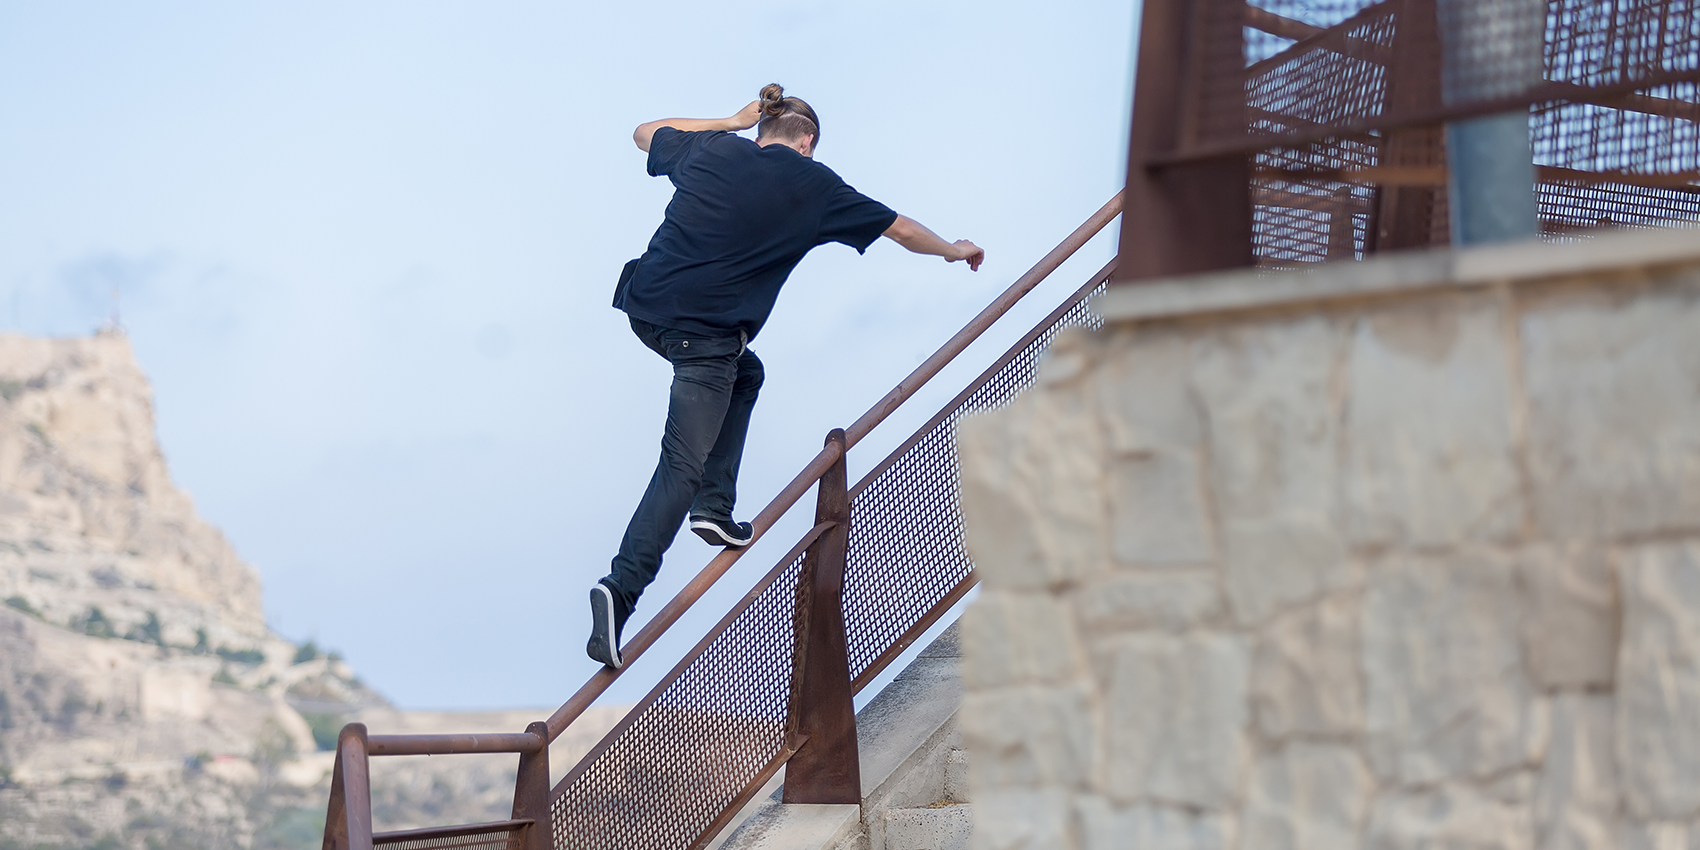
883,803,972,850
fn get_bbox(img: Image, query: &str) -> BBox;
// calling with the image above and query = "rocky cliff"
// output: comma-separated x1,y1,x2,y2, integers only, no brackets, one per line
0,332,616,849
0,332,266,645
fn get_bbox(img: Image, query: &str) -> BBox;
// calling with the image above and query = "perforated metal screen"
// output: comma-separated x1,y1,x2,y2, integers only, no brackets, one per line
550,554,804,850
547,270,1113,850
1220,0,1700,264
1247,0,1398,264
843,280,1108,683
1533,0,1700,234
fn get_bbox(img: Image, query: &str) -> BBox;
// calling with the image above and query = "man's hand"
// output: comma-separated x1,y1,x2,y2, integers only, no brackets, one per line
948,240,985,272
727,100,763,131
883,215,985,271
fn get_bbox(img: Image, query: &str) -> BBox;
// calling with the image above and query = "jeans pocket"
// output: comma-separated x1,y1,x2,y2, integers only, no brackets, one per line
664,332,743,363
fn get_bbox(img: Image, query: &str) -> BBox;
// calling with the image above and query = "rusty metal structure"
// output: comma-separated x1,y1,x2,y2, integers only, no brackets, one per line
321,2,1699,847
1119,0,1700,280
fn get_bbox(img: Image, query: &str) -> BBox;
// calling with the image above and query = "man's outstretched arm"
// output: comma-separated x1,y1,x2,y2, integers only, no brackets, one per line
883,215,985,271
633,101,763,152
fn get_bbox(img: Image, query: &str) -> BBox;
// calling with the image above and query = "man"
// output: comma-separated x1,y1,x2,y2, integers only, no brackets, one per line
591,84,984,669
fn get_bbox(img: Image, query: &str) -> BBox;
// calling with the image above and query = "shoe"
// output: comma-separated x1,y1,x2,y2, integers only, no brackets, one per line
587,581,623,669
690,516,754,548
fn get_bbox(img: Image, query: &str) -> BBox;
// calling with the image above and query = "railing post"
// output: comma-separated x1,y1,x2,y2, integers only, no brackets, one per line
782,429,861,804
513,721,553,850
322,723,373,850
322,738,346,850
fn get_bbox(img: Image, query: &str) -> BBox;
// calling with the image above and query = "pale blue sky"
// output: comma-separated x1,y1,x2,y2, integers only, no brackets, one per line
1,1,1137,709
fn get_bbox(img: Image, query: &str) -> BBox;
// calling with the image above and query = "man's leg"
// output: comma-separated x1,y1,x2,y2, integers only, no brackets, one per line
691,348,764,525
602,326,743,624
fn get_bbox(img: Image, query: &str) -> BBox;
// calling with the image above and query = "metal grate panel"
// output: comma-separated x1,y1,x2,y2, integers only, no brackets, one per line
843,279,1107,682
1189,0,1700,264
548,271,1113,850
1533,0,1700,232
1539,176,1700,235
550,553,805,850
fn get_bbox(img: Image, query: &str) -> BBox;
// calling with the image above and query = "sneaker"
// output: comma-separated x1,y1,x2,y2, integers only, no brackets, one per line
587,581,624,669
690,516,754,548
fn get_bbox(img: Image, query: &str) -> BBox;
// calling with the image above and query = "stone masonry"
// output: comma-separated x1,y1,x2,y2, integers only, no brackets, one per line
955,230,1700,850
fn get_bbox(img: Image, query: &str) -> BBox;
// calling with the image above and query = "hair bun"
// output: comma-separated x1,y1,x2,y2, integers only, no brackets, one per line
759,83,786,117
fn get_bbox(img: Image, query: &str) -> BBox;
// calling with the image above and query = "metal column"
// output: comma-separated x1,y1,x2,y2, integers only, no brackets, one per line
1115,0,1255,282
1437,0,1545,244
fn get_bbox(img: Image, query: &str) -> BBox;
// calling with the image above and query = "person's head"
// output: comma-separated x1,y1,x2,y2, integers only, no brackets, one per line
755,83,819,158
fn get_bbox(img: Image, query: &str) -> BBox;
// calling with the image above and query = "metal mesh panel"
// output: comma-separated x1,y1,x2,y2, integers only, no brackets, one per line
1190,0,1700,265
843,278,1108,681
550,553,805,850
1246,3,1394,127
1533,0,1700,231
1246,0,1388,66
1539,177,1700,234
547,272,1112,850
375,829,522,850
1247,2,1401,263
1536,95,1700,175
1545,0,1700,89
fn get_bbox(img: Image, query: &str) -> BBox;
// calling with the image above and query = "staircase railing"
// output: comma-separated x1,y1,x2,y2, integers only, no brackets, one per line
322,191,1124,850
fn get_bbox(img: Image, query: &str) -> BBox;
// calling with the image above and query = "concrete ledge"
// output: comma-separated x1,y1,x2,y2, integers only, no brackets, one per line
857,623,962,803
1098,225,1700,323
717,803,862,850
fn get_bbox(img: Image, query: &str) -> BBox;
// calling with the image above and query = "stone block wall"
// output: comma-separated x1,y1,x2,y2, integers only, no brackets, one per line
955,234,1700,850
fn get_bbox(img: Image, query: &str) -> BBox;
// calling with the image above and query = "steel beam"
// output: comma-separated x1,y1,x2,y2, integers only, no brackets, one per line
1117,0,1255,284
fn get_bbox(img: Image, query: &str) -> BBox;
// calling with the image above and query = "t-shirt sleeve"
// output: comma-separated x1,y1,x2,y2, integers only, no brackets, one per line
818,183,900,254
647,128,722,177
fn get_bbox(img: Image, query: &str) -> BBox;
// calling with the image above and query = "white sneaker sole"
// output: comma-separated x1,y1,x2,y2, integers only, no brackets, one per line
690,519,752,547
588,584,623,669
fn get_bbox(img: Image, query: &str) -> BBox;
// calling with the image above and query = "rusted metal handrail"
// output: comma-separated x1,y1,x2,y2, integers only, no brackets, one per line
543,189,1124,742
367,731,545,756
327,721,553,850
323,191,1125,850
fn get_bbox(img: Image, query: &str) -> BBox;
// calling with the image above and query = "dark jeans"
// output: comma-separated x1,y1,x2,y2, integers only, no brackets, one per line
603,317,764,619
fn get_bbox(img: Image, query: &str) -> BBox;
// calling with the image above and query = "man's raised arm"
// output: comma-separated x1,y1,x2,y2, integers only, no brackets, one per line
633,100,764,151
883,215,985,271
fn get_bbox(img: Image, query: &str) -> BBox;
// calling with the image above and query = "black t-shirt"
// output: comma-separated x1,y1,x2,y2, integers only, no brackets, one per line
615,127,899,340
